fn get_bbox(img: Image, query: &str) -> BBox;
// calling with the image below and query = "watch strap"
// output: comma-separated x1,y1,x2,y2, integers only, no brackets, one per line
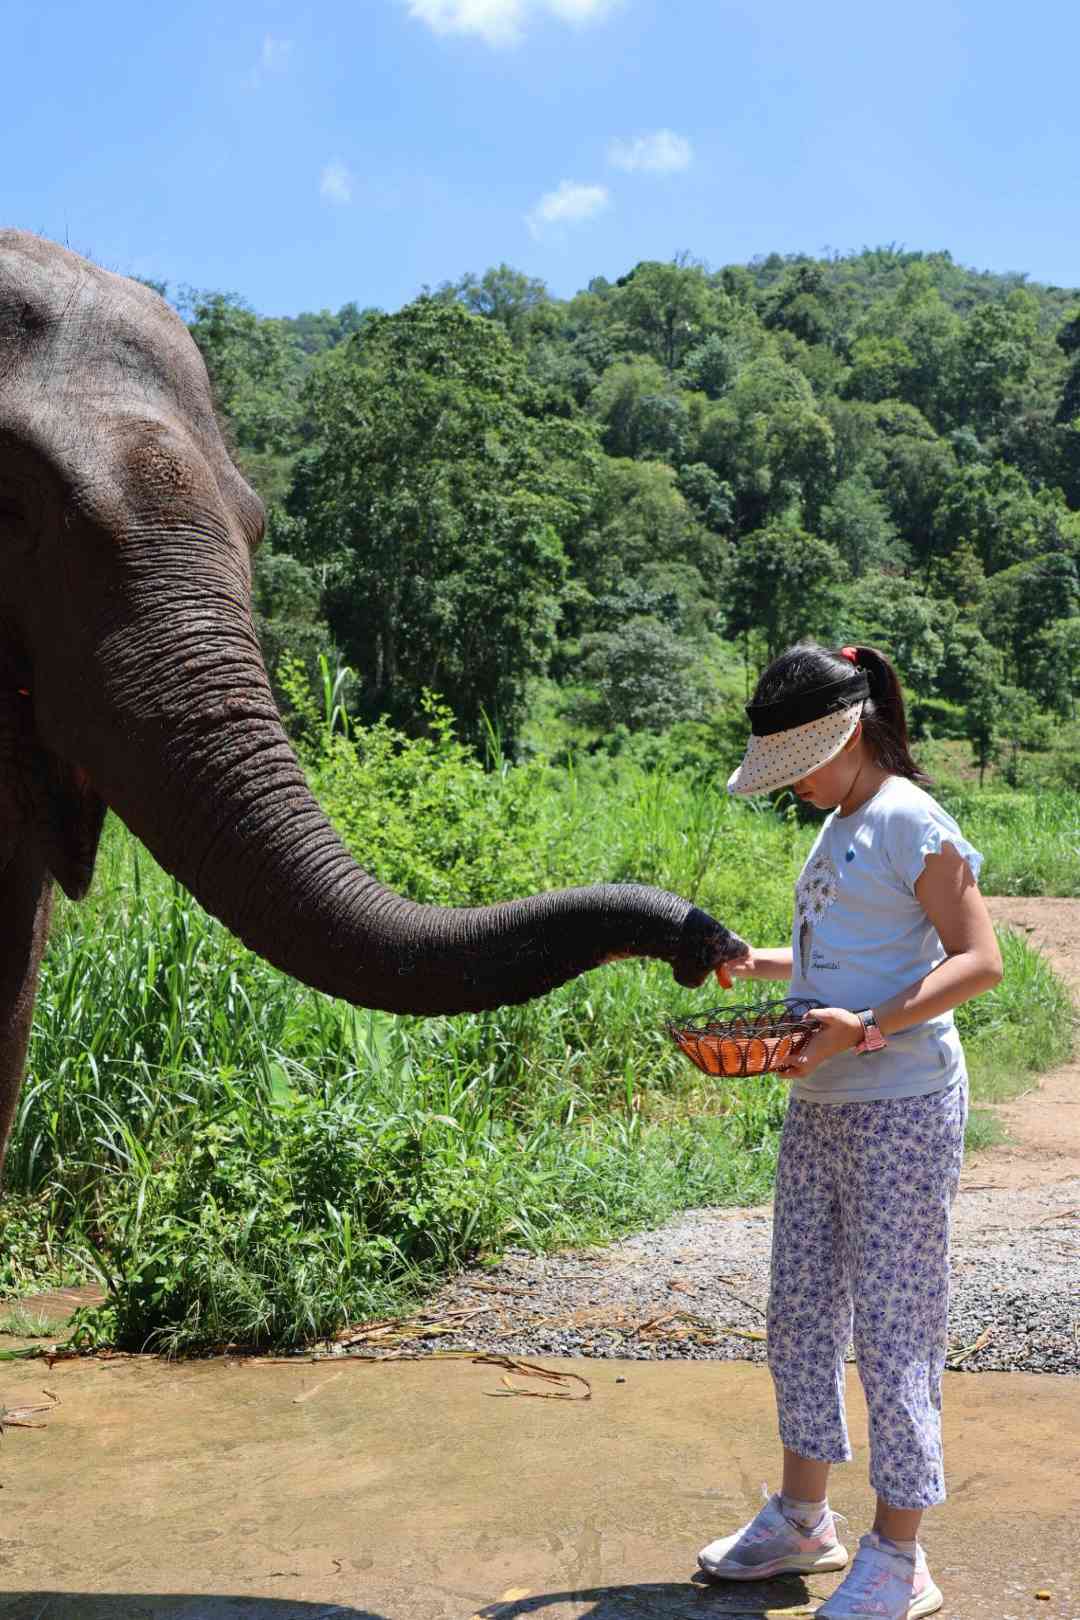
855,1008,887,1053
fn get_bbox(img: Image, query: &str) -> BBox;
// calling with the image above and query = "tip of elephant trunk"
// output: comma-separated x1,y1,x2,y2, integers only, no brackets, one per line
672,908,750,989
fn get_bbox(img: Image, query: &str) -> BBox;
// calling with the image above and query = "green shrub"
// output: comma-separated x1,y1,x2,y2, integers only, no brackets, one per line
911,695,967,740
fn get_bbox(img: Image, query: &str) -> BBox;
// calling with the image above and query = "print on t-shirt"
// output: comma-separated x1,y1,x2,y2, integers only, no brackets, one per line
795,850,840,977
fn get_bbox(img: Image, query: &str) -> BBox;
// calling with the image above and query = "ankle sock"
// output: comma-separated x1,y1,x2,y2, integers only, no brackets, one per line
878,1533,918,1559
781,1494,829,1530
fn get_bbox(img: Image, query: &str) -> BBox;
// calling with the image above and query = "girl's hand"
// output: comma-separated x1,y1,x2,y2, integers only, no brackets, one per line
717,948,759,985
714,946,760,988
779,1007,863,1078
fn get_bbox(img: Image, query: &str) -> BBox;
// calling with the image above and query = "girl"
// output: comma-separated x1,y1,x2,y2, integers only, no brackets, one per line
697,643,1001,1620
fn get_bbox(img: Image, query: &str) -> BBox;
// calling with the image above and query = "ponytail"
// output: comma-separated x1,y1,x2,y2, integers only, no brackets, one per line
837,644,929,784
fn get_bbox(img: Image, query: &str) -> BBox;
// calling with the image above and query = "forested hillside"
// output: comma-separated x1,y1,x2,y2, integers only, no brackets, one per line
8,247,1079,1344
166,247,1080,787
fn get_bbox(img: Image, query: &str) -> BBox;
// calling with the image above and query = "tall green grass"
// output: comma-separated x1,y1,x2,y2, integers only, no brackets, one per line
1,694,1073,1352
7,830,792,1350
939,789,1080,897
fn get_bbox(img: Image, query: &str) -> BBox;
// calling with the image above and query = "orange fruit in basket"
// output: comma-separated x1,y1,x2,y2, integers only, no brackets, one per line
667,999,823,1080
743,1037,769,1075
696,1036,723,1076
718,1038,742,1076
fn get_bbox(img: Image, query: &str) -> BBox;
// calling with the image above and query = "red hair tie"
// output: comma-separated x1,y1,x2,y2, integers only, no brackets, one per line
840,646,858,664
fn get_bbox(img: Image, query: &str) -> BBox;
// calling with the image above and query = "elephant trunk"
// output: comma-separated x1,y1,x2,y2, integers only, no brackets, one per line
62,541,738,1015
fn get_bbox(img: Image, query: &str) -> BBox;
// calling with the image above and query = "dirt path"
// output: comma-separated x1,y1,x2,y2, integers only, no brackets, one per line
973,898,1080,1188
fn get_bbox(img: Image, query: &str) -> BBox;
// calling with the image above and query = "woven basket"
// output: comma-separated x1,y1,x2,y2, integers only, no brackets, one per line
666,998,823,1078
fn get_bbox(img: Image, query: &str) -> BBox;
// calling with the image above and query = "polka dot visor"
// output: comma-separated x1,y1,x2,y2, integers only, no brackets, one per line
727,702,864,796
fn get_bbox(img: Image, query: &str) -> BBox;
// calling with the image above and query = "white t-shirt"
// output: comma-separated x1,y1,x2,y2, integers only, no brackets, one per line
787,774,983,1104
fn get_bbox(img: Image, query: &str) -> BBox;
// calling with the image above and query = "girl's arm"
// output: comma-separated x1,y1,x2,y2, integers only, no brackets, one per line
728,946,793,981
875,845,1002,1033
783,844,1002,1075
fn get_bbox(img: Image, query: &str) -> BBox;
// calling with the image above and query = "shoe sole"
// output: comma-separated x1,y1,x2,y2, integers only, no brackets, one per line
698,1545,850,1581
817,1576,944,1619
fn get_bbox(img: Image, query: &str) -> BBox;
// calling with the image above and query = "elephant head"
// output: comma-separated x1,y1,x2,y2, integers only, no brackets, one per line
0,230,747,1174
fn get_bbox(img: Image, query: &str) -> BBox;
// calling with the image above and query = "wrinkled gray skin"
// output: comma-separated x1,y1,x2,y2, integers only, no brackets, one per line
0,231,747,1179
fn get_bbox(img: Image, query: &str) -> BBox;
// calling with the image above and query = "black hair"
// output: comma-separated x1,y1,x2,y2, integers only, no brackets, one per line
752,642,930,784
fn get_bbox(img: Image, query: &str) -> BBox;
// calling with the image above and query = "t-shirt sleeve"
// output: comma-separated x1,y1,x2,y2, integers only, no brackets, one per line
887,801,984,895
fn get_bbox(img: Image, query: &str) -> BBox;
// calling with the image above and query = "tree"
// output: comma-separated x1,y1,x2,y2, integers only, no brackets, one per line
569,617,710,733
181,289,306,459
1054,307,1080,504
436,264,549,348
965,681,1039,787
252,539,341,714
936,621,1000,705
983,552,1080,687
1030,617,1080,718
950,291,1038,432
964,679,1004,786
859,403,956,567
297,299,597,744
677,463,734,532
589,357,689,460
842,574,952,694
844,335,915,403
930,460,1047,575
720,525,846,665
679,333,743,398
611,259,714,372
568,457,721,614
287,301,376,357
819,474,905,577
697,359,835,529
850,267,960,426
762,263,845,349
927,541,986,611
882,270,960,425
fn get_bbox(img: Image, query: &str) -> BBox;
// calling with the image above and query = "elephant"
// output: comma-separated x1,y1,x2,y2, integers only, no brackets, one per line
0,229,747,1180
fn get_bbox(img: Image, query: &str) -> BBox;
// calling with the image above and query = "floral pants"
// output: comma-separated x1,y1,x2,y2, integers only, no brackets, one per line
766,1081,967,1509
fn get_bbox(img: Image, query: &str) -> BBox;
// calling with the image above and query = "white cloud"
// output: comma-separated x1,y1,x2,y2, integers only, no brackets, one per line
320,162,354,205
407,0,524,45
526,179,610,239
404,0,615,47
608,129,693,174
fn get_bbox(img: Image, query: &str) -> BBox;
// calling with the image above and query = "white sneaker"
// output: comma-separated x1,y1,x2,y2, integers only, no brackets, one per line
817,1531,943,1618
698,1491,849,1581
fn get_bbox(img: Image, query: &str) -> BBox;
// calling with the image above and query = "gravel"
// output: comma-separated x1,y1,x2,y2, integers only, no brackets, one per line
366,1178,1079,1374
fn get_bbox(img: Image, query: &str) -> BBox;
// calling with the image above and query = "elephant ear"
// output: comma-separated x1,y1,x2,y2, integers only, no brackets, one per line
28,748,107,902
1,688,106,902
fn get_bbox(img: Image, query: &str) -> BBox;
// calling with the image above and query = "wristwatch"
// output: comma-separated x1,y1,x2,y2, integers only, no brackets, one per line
855,1008,887,1053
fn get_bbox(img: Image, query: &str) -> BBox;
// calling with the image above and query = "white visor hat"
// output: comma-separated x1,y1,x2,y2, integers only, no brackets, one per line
727,670,870,797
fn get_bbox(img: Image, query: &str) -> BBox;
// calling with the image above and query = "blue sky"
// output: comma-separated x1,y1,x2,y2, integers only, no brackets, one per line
6,0,1079,317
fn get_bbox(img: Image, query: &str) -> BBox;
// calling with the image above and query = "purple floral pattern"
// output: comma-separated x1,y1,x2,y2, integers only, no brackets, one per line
766,1082,967,1510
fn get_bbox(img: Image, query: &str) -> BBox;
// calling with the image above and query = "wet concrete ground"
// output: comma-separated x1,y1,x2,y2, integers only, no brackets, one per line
0,1354,1075,1620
